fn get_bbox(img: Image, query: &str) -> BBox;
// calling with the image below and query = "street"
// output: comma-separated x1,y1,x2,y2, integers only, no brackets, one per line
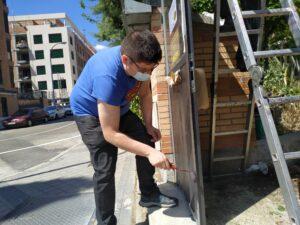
0,117,80,177
0,117,137,225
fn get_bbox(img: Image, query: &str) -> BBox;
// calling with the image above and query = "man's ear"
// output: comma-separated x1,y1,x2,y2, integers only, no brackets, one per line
121,55,128,64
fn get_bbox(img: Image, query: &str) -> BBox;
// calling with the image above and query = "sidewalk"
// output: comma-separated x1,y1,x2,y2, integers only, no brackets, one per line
0,140,137,225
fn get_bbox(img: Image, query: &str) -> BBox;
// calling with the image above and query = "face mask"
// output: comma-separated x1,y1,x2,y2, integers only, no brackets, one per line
133,72,150,81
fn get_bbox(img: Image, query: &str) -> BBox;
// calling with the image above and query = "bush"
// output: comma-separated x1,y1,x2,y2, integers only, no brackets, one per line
130,96,143,119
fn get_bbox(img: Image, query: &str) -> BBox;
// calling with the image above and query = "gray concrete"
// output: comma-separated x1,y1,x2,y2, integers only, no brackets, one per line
0,117,138,224
148,182,196,225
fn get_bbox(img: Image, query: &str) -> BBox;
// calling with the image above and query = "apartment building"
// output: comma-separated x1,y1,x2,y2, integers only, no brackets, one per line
0,0,18,117
8,13,95,104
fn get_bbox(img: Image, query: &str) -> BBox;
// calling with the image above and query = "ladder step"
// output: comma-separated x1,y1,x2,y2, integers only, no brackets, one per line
216,101,251,107
218,68,240,74
213,155,245,162
254,48,300,58
215,130,248,136
220,29,260,37
284,151,300,160
268,95,300,106
242,8,292,18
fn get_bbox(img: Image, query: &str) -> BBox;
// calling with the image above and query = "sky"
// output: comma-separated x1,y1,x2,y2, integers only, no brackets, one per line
6,0,109,51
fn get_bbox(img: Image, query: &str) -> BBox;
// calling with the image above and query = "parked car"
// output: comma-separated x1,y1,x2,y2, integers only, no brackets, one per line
44,105,66,120
2,107,49,128
63,104,73,116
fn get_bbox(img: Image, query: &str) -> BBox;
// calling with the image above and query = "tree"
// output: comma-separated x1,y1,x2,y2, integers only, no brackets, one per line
80,0,126,46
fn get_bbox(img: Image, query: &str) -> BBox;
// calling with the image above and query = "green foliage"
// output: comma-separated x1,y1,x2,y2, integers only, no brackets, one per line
80,0,126,46
129,96,143,119
190,0,213,13
264,0,300,49
263,57,300,97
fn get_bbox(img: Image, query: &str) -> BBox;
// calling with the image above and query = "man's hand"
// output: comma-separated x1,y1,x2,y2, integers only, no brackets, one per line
147,150,171,170
146,125,162,142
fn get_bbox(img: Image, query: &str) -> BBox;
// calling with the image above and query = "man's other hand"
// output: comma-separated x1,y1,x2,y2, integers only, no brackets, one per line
146,125,161,142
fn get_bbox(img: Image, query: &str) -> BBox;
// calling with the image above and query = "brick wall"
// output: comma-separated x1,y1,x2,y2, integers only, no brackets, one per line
0,1,18,116
149,9,256,160
193,23,256,159
150,8,173,154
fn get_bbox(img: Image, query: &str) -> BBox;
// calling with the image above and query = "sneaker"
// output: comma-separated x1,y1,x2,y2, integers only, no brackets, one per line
139,192,178,208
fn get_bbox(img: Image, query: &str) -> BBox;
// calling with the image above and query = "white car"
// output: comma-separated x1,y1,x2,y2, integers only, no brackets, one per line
44,105,66,120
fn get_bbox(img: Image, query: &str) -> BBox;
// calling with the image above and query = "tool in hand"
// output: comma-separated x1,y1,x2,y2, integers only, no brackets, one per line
170,163,197,183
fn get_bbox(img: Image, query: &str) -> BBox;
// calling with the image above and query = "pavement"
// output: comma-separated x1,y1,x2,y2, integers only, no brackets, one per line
0,117,139,225
0,116,195,225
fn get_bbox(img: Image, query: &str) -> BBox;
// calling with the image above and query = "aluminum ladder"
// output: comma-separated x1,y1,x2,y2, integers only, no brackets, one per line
212,0,300,224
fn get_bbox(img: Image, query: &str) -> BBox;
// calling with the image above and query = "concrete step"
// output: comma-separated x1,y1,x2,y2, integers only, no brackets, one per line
147,182,196,225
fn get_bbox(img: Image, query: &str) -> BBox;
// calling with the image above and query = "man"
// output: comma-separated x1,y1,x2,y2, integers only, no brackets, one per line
70,30,177,225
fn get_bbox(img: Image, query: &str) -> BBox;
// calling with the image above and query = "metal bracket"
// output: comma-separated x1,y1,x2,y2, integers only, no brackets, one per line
249,66,264,86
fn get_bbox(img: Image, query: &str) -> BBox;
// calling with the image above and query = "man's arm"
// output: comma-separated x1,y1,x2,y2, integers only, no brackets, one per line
138,81,161,142
97,100,169,169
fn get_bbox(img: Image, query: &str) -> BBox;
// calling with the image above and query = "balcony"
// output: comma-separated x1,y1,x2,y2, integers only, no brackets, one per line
16,41,28,49
17,90,45,100
18,74,31,82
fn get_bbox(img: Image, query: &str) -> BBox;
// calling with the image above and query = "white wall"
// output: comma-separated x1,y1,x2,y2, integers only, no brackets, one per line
27,24,74,99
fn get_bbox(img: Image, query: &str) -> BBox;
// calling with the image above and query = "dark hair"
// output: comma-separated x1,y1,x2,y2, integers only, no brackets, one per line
121,30,162,64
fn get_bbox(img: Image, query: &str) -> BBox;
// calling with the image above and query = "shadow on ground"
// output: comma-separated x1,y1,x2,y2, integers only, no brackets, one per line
0,175,93,223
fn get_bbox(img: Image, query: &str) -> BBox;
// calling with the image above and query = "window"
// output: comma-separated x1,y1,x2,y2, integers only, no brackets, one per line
38,81,47,90
70,36,73,45
33,35,43,44
49,33,62,43
36,65,46,75
53,79,66,89
35,50,44,60
71,51,74,60
72,66,76,74
9,67,14,88
50,49,64,58
0,61,3,84
1,97,8,117
52,64,65,74
4,11,9,34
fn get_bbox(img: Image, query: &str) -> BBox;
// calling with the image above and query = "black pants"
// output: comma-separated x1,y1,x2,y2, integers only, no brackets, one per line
74,111,159,225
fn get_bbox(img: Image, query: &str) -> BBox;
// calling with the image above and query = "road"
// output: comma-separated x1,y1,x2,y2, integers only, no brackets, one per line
0,116,138,225
0,117,80,179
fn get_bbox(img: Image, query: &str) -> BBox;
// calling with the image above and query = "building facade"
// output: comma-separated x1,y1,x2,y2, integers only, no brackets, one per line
0,0,18,117
8,13,95,104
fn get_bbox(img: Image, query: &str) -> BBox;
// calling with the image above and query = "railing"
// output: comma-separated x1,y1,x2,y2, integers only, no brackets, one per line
17,90,47,100
18,89,69,100
16,42,28,49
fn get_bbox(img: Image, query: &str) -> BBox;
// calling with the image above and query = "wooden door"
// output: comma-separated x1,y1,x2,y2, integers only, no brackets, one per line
162,0,206,224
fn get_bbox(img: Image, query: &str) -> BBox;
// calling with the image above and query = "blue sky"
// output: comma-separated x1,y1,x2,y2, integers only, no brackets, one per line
7,0,109,50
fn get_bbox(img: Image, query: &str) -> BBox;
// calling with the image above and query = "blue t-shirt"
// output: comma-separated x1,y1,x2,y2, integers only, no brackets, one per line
70,46,141,117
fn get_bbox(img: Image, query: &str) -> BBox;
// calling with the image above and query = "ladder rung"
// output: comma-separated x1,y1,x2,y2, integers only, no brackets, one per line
254,48,300,58
216,101,251,107
213,155,245,162
268,95,300,106
242,8,292,18
220,29,260,37
215,130,248,136
284,151,300,160
218,68,240,74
